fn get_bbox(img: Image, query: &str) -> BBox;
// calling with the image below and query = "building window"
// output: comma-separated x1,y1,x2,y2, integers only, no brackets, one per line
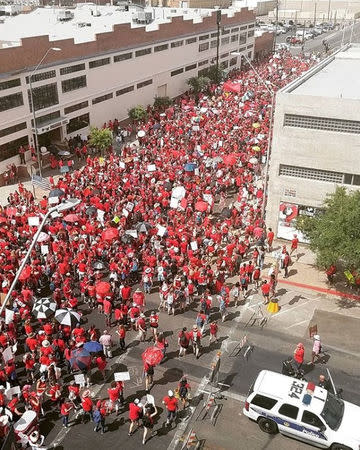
64,101,89,115
231,27,239,33
247,44,253,49
240,25,247,30
222,29,230,35
284,113,360,134
221,52,229,59
114,52,132,62
248,23,255,28
66,113,90,134
61,75,87,93
137,79,152,89
0,122,27,138
231,34,239,42
185,64,197,72
198,68,208,77
0,78,21,91
240,32,247,44
230,57,237,66
154,44,168,52
0,92,24,112
135,47,152,57
199,42,209,52
211,32,218,38
199,34,209,41
0,136,28,162
344,174,360,186
221,37,230,45
26,70,56,84
32,111,61,128
92,93,113,105
198,59,208,67
248,30,255,38
210,40,217,48
89,57,110,69
116,85,134,96
171,68,184,77
248,51,252,58
60,63,85,76
238,46,246,52
220,60,229,69
186,37,197,44
28,83,58,112
171,40,184,48
279,164,344,184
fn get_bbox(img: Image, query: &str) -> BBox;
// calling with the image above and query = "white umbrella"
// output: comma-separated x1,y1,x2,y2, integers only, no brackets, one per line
171,186,186,200
249,157,258,164
55,308,80,327
137,130,146,138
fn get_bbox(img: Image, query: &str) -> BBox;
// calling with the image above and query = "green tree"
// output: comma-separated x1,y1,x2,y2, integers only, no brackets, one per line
153,96,172,111
128,105,147,123
295,187,360,270
187,76,210,100
202,65,225,84
88,127,113,156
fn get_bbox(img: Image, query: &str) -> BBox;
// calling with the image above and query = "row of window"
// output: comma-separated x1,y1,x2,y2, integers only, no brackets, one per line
279,164,360,186
199,31,250,52
284,114,360,134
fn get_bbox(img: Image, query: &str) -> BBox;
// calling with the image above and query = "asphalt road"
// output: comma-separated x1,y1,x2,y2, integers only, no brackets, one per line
42,284,360,450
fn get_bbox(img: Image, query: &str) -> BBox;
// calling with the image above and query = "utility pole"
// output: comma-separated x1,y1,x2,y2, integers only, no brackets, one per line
273,0,279,51
314,2,317,26
295,10,298,35
216,9,221,83
327,0,331,21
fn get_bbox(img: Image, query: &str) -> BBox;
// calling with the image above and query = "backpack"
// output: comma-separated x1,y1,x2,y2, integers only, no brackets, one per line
179,384,188,398
180,333,188,346
200,299,207,311
240,277,247,286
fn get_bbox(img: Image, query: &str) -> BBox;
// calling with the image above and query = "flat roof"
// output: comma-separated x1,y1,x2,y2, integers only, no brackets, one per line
291,45,360,100
0,5,219,47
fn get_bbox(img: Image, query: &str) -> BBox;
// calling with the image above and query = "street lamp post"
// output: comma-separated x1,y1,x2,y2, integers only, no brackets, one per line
231,52,275,219
216,9,222,83
28,47,61,178
0,198,80,316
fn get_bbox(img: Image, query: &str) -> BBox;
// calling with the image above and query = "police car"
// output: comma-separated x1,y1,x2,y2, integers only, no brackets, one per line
243,370,360,450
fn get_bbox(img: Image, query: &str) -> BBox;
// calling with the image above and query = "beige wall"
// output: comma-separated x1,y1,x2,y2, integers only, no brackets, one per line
266,90,360,237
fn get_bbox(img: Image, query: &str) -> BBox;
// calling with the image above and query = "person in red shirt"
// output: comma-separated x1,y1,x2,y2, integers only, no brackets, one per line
116,324,126,351
149,311,159,340
68,380,80,409
23,353,36,383
290,234,299,258
209,320,218,345
103,297,112,328
107,381,124,415
128,398,142,436
261,280,271,304
25,333,38,355
293,342,305,371
60,398,73,428
81,390,93,423
253,266,261,289
95,354,107,381
267,227,274,252
162,390,178,425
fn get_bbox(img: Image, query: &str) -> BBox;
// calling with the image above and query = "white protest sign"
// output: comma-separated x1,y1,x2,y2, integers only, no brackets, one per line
5,309,14,325
122,208,129,218
48,196,59,205
194,168,200,176
190,241,198,251
170,197,179,209
126,202,134,212
74,374,85,387
125,230,138,239
28,217,40,227
2,346,13,363
203,194,213,205
41,245,49,256
114,371,130,382
157,225,167,237
119,162,126,169
5,386,20,401
147,164,156,172
97,209,105,223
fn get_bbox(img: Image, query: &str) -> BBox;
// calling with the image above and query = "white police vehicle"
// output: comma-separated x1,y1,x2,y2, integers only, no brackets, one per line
243,370,360,450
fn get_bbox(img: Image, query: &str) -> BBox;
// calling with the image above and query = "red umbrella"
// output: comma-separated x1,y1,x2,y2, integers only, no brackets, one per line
64,214,79,223
142,347,163,367
95,281,111,296
195,201,208,212
101,227,118,241
19,266,31,282
0,217,7,224
223,154,237,166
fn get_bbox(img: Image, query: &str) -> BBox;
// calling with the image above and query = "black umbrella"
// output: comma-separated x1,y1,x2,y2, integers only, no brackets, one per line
136,222,152,233
85,206,97,216
49,188,65,198
221,207,231,218
92,260,107,271
121,234,134,244
153,123,161,130
163,181,172,191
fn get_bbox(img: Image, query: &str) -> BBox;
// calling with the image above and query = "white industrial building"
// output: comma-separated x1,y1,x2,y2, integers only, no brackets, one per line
266,44,360,241
0,5,256,172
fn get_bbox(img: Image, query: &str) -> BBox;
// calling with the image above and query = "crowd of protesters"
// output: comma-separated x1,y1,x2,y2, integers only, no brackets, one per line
0,51,315,447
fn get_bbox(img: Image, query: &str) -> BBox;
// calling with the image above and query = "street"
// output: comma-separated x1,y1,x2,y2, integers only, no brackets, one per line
42,263,360,450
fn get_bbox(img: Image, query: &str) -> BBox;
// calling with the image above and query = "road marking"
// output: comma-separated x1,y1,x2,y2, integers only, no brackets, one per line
269,300,310,318
285,319,309,329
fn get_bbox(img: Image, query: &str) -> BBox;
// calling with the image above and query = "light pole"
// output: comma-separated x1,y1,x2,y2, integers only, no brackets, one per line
0,198,80,316
216,9,221,83
231,52,275,219
28,47,61,178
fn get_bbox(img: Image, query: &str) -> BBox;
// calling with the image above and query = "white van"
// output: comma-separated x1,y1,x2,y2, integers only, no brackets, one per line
243,370,360,450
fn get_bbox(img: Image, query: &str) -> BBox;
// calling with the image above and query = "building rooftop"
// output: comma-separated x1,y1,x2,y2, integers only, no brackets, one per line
0,4,221,48
290,45,360,100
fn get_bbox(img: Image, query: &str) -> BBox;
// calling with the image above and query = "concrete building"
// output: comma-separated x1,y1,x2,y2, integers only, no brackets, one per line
266,45,360,241
0,5,256,172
